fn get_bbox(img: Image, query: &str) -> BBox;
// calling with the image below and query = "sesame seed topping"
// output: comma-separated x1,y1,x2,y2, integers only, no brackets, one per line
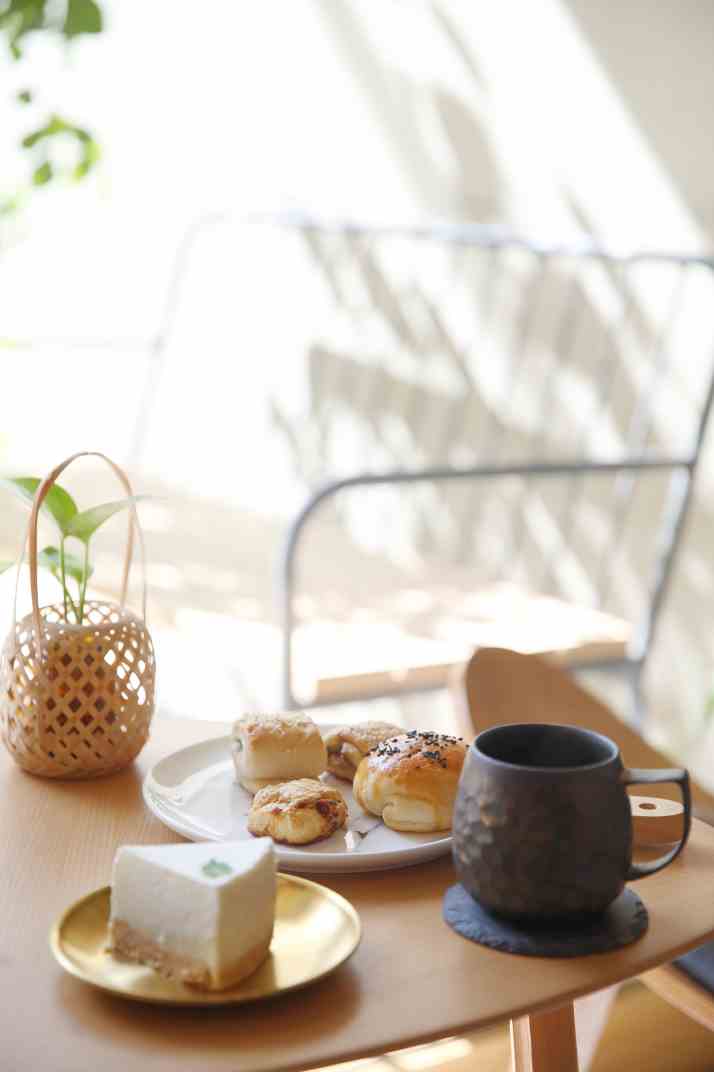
370,731,464,765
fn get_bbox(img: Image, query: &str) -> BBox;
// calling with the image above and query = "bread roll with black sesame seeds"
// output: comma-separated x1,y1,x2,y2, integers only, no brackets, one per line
353,732,467,833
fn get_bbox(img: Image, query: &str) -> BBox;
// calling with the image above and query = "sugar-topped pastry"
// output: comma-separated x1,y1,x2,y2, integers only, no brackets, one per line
323,720,403,782
353,731,467,833
248,779,348,845
232,712,327,795
109,839,276,990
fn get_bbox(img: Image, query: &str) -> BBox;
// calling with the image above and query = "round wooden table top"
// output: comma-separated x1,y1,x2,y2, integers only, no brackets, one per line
3,715,714,1072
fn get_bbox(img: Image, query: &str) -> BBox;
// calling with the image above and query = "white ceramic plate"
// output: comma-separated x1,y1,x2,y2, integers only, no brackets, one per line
143,730,453,873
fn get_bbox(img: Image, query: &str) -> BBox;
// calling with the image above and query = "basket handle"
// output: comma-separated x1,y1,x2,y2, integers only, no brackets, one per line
18,451,147,649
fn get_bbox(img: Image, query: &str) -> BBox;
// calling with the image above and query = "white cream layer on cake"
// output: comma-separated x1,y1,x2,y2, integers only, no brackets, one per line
109,839,276,990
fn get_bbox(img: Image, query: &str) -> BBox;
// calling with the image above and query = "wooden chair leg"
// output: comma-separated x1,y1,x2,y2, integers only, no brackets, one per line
510,1002,579,1072
642,964,714,1033
574,986,620,1069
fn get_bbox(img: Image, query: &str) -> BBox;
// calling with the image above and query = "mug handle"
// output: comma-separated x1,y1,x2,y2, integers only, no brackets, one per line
622,768,691,879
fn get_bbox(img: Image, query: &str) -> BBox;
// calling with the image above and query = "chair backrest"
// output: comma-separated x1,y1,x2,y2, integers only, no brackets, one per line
450,647,714,822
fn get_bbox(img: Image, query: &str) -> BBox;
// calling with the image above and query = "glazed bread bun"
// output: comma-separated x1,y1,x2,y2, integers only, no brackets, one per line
232,712,327,795
323,720,403,782
353,731,467,833
247,779,348,845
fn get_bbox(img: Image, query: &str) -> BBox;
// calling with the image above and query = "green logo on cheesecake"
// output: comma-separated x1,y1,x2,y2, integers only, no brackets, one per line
202,858,233,879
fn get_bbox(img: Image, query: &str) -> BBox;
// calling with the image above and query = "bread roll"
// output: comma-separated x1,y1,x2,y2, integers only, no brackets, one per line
247,779,348,845
232,712,327,795
323,720,403,782
353,731,467,833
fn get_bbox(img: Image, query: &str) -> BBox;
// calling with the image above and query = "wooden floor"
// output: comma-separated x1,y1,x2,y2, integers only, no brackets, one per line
318,981,714,1072
588,982,714,1072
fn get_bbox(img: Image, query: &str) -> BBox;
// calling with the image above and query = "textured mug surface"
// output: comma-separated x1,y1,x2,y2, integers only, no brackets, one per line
452,723,688,920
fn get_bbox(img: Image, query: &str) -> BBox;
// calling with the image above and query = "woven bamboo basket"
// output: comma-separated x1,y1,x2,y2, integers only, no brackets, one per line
0,452,155,778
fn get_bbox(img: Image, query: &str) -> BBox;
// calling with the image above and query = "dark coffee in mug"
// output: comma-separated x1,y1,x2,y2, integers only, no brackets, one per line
452,723,690,919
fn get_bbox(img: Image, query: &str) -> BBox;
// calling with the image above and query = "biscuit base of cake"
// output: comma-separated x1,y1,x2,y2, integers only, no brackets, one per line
109,919,273,991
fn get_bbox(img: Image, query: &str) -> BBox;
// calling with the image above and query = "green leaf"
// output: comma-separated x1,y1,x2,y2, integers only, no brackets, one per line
20,114,101,185
37,545,92,586
17,88,32,104
1,0,47,60
63,0,102,38
32,159,52,186
73,135,100,180
65,495,149,543
22,115,70,149
0,477,78,534
202,859,233,879
0,194,23,217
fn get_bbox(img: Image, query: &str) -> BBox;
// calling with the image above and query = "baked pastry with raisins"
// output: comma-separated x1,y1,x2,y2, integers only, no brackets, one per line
247,778,348,845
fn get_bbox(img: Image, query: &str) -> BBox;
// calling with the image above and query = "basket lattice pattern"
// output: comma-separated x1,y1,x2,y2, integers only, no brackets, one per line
0,600,155,778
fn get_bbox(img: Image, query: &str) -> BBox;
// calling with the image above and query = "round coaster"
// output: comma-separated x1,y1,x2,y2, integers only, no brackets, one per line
443,884,648,957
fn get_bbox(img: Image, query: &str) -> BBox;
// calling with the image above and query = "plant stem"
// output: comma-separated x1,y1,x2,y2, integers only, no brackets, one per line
58,538,80,623
59,538,68,621
79,540,90,623
65,587,79,623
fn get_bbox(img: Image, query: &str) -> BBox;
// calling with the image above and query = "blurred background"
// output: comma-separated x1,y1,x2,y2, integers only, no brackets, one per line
2,0,714,782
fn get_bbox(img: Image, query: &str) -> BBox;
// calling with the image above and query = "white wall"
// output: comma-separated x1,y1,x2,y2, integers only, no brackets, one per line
315,0,714,762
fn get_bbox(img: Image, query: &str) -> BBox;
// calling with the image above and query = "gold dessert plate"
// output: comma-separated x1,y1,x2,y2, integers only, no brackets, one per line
50,874,361,1005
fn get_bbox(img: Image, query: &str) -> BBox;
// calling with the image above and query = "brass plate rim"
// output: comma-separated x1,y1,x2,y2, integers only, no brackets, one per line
50,873,361,1006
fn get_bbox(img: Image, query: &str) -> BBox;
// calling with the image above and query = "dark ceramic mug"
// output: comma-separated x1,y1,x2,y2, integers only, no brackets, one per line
452,723,691,919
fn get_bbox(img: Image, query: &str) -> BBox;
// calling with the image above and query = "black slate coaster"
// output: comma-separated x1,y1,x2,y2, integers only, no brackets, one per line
443,883,648,957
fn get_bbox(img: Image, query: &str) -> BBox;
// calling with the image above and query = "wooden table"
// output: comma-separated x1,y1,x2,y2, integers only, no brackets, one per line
3,717,714,1072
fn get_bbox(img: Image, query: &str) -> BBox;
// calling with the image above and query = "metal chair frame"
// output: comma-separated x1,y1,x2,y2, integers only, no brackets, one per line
129,214,714,715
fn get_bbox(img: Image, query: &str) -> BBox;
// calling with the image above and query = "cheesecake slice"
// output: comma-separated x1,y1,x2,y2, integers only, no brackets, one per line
109,839,276,990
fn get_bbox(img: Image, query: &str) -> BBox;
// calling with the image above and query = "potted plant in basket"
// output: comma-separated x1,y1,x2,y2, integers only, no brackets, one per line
0,452,155,779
